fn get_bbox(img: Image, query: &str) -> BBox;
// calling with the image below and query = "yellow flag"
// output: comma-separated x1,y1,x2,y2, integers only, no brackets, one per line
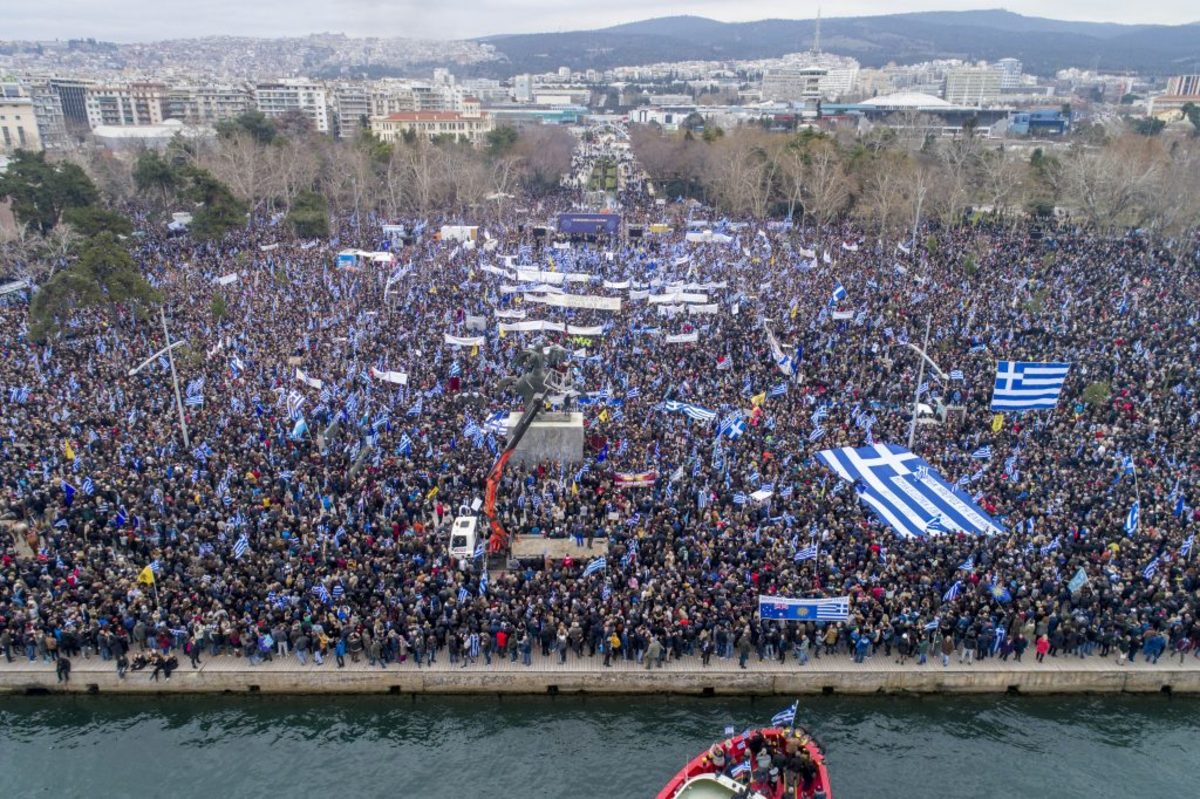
751,391,766,408
470,344,479,357
426,486,439,501
571,481,579,496
63,439,75,460
499,328,507,339
991,413,1004,433
137,565,155,585
789,304,798,320
548,257,556,272
599,409,610,423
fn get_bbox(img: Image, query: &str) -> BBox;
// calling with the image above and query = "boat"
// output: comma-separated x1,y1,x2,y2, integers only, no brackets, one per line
657,726,831,799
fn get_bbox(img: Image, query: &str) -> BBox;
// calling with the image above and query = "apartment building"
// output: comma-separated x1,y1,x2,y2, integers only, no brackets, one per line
254,80,330,133
85,82,168,127
0,96,42,152
165,84,253,124
944,68,1002,106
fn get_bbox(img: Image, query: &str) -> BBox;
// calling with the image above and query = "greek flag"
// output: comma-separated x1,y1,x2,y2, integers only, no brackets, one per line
949,369,964,380
406,398,424,417
811,406,829,424
808,426,826,442
398,433,413,455
449,362,462,377
958,554,975,572
286,391,305,419
479,567,489,595
457,586,469,603
717,412,746,440
1125,501,1139,535
817,444,1005,539
831,283,847,304
794,542,819,562
1183,535,1195,558
768,382,788,398
1040,537,1060,556
972,446,991,460
1142,556,1160,580
943,581,962,602
186,394,204,407
924,617,940,631
732,492,748,505
730,762,750,779
991,361,1071,411
82,476,95,495
483,411,508,435
770,702,797,727
662,400,716,423
473,541,486,559
9,386,30,404
625,386,640,399
582,556,606,577
758,595,850,621
233,534,250,560
312,584,330,604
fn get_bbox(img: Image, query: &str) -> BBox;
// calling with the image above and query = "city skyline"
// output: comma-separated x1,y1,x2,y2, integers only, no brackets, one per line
6,1,1198,43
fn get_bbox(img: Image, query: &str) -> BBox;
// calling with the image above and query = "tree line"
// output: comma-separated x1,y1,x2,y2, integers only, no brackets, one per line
629,122,1200,243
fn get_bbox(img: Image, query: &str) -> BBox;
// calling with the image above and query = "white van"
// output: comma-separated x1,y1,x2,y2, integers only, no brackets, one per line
448,515,479,564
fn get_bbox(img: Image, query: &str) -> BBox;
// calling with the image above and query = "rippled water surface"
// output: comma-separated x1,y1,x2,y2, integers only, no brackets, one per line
2,694,1196,798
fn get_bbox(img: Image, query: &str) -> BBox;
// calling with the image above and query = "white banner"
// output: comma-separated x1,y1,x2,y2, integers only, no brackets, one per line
565,272,592,283
445,334,485,346
370,367,408,385
603,280,630,290
566,324,604,336
688,304,719,315
482,264,514,279
525,293,621,311
657,304,685,317
665,331,699,343
516,269,564,284
259,243,279,252
629,289,650,300
465,314,488,331
295,368,324,390
494,309,527,319
215,272,239,286
499,320,566,333
832,310,853,320
649,292,708,304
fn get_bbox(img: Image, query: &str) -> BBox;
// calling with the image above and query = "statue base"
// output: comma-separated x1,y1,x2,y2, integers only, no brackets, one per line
505,412,584,466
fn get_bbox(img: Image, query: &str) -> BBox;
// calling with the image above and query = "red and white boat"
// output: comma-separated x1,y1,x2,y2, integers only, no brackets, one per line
657,726,831,799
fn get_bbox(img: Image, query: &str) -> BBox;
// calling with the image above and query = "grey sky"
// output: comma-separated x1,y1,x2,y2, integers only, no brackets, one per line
8,1,1197,42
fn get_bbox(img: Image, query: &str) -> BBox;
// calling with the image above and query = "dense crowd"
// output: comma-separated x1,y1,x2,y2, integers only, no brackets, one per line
3,136,1200,680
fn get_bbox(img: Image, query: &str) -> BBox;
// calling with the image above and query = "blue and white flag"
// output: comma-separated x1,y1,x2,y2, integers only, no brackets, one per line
817,444,1005,539
582,556,607,577
794,542,819,562
768,382,788,398
949,369,964,380
457,586,469,603
758,595,850,621
1142,556,1160,580
808,426,826,443
662,400,716,423
1125,501,1140,535
1182,535,1195,559
233,534,250,560
81,476,95,495
186,394,204,407
61,479,76,506
771,701,798,727
943,581,962,602
449,362,462,377
717,412,746,440
479,566,489,595
972,446,992,460
991,361,1070,411
831,283,847,304
483,411,508,435
957,554,975,572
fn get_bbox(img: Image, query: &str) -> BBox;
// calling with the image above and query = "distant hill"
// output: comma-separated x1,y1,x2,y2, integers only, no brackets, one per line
476,10,1200,78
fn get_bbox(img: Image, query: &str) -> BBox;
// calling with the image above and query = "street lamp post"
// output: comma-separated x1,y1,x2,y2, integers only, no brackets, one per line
128,306,190,448
905,314,949,451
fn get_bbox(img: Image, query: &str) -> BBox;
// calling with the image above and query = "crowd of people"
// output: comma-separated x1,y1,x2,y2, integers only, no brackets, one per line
2,130,1199,682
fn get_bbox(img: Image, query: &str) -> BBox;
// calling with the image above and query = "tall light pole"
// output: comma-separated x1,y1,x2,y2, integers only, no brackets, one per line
906,314,940,451
128,306,190,448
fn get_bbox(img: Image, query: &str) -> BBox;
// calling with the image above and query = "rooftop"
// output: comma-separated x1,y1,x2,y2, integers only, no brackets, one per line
860,92,953,108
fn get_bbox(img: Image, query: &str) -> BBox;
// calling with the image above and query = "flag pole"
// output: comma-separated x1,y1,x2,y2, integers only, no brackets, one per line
907,314,931,450
161,306,191,448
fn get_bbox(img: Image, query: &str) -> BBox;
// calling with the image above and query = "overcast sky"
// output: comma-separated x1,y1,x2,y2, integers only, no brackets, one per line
8,1,1197,42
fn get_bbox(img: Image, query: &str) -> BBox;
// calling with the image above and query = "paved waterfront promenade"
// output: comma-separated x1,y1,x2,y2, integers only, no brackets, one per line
4,650,1199,696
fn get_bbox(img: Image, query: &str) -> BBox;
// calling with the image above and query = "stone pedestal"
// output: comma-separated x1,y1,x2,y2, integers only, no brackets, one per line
506,411,584,465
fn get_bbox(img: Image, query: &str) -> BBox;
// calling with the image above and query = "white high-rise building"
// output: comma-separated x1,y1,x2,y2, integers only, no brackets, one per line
944,68,1002,106
254,80,330,133
995,58,1023,90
